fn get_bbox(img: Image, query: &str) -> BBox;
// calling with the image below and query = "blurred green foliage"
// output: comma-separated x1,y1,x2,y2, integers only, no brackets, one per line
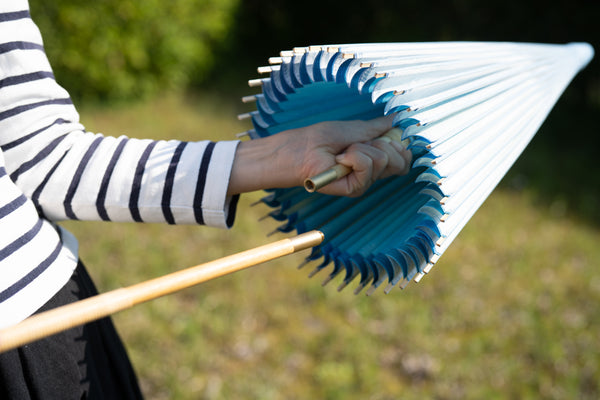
30,0,239,101
29,1,599,112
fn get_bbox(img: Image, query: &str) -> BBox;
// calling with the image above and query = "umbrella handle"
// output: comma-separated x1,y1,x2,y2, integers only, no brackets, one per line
0,230,324,353
304,164,352,192
303,128,407,192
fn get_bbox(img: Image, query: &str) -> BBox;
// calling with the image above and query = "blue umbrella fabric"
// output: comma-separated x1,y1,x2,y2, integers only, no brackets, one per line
240,42,594,295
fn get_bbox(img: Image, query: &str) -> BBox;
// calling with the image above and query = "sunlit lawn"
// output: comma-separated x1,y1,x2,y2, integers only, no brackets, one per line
61,92,600,400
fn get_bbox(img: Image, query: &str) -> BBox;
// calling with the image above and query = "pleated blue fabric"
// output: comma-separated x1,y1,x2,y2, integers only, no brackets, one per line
242,42,594,294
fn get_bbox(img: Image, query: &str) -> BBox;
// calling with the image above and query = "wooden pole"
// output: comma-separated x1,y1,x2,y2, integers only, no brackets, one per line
0,230,324,353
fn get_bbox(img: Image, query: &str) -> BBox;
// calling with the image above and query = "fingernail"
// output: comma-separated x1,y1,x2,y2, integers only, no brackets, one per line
335,154,347,163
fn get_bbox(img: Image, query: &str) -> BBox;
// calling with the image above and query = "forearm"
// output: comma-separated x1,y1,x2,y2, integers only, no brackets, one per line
227,133,303,195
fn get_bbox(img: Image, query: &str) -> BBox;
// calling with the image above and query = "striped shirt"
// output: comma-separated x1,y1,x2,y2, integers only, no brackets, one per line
0,1,240,328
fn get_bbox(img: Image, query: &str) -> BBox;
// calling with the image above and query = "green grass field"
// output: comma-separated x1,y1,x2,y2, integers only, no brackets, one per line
63,92,600,399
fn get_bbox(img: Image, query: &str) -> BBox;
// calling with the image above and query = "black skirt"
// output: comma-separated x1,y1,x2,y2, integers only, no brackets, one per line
0,261,144,400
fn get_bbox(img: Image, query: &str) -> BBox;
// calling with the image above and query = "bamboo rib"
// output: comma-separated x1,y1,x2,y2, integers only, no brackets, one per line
0,230,324,353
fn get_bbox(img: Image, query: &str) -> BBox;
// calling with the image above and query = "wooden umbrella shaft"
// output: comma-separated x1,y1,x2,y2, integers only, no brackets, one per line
0,230,324,353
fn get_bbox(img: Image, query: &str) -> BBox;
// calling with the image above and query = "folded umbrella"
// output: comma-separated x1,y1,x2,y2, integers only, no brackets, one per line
240,41,594,295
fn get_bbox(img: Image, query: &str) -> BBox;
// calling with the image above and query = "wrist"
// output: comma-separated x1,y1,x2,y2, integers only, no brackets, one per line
227,135,301,195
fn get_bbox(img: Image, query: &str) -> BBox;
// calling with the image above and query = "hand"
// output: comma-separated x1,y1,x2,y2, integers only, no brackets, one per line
227,116,412,197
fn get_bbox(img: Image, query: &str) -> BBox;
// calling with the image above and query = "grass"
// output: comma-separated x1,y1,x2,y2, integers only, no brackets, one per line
61,92,600,400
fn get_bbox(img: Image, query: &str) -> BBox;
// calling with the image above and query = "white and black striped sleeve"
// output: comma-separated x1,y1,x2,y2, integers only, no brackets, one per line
0,3,241,229
24,134,240,228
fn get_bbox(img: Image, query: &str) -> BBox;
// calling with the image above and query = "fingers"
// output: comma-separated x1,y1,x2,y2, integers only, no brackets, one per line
315,115,395,149
280,114,409,197
348,115,395,143
370,137,412,178
319,138,412,197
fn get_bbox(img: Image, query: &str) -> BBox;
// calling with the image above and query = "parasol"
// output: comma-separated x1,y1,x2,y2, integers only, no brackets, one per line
239,41,594,295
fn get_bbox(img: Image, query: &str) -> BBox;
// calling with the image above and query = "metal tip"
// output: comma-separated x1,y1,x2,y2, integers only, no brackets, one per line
337,280,350,292
321,274,334,287
250,198,264,207
266,228,280,237
399,279,411,290
258,213,272,221
423,263,434,274
384,282,395,294
308,266,322,278
257,66,272,74
248,78,263,87
322,269,342,287
365,284,379,296
241,95,257,103
353,282,368,295
414,272,425,283
235,131,250,139
297,258,310,270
